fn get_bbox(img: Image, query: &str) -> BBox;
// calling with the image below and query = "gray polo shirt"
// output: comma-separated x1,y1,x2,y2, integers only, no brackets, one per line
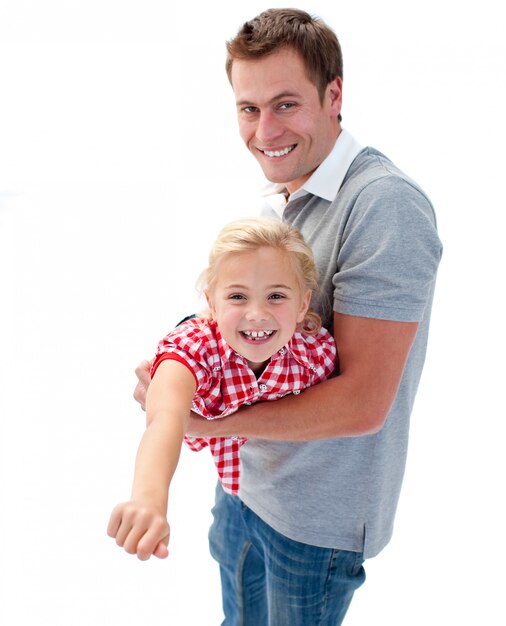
239,130,442,558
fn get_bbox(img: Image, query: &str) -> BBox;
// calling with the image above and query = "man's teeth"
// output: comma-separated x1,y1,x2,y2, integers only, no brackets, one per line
242,330,275,340
263,145,294,158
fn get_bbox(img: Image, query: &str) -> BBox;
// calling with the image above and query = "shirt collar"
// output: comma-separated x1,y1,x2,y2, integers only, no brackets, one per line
262,128,363,217
214,322,236,364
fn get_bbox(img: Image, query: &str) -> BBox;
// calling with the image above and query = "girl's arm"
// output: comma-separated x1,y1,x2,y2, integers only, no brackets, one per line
107,359,196,560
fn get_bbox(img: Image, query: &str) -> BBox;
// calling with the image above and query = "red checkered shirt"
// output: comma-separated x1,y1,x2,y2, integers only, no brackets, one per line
151,317,337,496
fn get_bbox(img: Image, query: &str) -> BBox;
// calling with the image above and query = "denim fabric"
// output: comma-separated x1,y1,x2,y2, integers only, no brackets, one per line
208,484,366,626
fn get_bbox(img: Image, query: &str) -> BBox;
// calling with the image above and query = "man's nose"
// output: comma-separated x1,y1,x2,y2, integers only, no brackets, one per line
255,110,284,145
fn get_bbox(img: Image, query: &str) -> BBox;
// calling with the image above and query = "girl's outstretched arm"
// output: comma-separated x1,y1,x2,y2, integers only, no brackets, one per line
108,359,196,560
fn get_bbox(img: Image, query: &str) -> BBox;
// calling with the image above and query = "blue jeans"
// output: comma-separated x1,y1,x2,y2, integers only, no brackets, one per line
208,484,366,626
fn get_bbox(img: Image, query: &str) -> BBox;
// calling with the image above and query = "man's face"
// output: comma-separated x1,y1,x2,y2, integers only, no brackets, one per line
230,47,342,194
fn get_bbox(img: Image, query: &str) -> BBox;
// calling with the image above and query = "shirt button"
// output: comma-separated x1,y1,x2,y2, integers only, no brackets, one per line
259,384,268,392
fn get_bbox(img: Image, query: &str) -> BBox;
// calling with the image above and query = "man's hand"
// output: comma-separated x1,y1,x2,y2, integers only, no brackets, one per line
133,360,152,411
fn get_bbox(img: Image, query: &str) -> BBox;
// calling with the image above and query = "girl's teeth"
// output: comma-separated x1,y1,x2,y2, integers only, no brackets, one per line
243,330,274,339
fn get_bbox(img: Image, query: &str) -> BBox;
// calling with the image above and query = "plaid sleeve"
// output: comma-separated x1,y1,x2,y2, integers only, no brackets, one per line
304,328,338,382
150,319,216,403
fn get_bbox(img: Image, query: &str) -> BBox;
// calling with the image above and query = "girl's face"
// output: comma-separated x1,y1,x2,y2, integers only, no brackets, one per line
207,247,311,374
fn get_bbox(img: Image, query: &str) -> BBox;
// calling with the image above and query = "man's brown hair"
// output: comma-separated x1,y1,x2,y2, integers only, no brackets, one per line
226,8,343,118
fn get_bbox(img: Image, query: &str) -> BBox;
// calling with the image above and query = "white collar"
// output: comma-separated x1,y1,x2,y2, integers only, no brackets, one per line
262,129,363,217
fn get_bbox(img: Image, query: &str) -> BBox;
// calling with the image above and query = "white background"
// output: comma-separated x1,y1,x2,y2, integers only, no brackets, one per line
1,1,505,624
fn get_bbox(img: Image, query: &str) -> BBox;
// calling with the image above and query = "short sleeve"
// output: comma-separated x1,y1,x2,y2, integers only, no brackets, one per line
305,328,338,381
288,327,337,383
150,319,216,393
333,176,442,322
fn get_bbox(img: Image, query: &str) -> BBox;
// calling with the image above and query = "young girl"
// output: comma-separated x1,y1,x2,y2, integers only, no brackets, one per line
107,217,336,560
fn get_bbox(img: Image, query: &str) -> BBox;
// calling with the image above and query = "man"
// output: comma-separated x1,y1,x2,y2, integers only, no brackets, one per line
134,8,442,625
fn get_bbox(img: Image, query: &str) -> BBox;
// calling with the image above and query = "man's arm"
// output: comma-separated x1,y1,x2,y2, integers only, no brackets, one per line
186,312,418,440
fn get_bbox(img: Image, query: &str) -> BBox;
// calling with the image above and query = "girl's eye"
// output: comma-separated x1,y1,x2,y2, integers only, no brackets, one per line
229,294,246,301
269,293,286,300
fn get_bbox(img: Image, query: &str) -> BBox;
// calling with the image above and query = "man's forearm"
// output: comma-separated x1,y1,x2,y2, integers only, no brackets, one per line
187,374,389,441
187,315,418,442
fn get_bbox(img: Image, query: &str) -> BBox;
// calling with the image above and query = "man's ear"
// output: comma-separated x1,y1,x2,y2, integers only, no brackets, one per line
328,77,343,116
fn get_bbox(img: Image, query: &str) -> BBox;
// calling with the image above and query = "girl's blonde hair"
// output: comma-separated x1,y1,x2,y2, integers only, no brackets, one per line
198,217,322,334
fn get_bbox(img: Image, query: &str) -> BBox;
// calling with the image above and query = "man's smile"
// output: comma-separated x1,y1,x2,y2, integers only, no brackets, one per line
261,144,296,158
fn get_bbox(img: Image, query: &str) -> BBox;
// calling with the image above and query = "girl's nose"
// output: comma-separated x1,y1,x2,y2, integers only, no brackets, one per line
245,302,269,322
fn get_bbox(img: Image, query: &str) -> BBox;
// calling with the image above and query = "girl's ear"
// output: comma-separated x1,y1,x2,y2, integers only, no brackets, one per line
205,291,216,319
297,289,312,324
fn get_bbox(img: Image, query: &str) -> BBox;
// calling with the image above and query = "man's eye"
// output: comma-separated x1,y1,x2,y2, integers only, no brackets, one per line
242,106,258,114
278,102,295,110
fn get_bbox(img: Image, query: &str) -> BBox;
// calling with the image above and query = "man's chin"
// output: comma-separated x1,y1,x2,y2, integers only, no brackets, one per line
256,164,292,185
